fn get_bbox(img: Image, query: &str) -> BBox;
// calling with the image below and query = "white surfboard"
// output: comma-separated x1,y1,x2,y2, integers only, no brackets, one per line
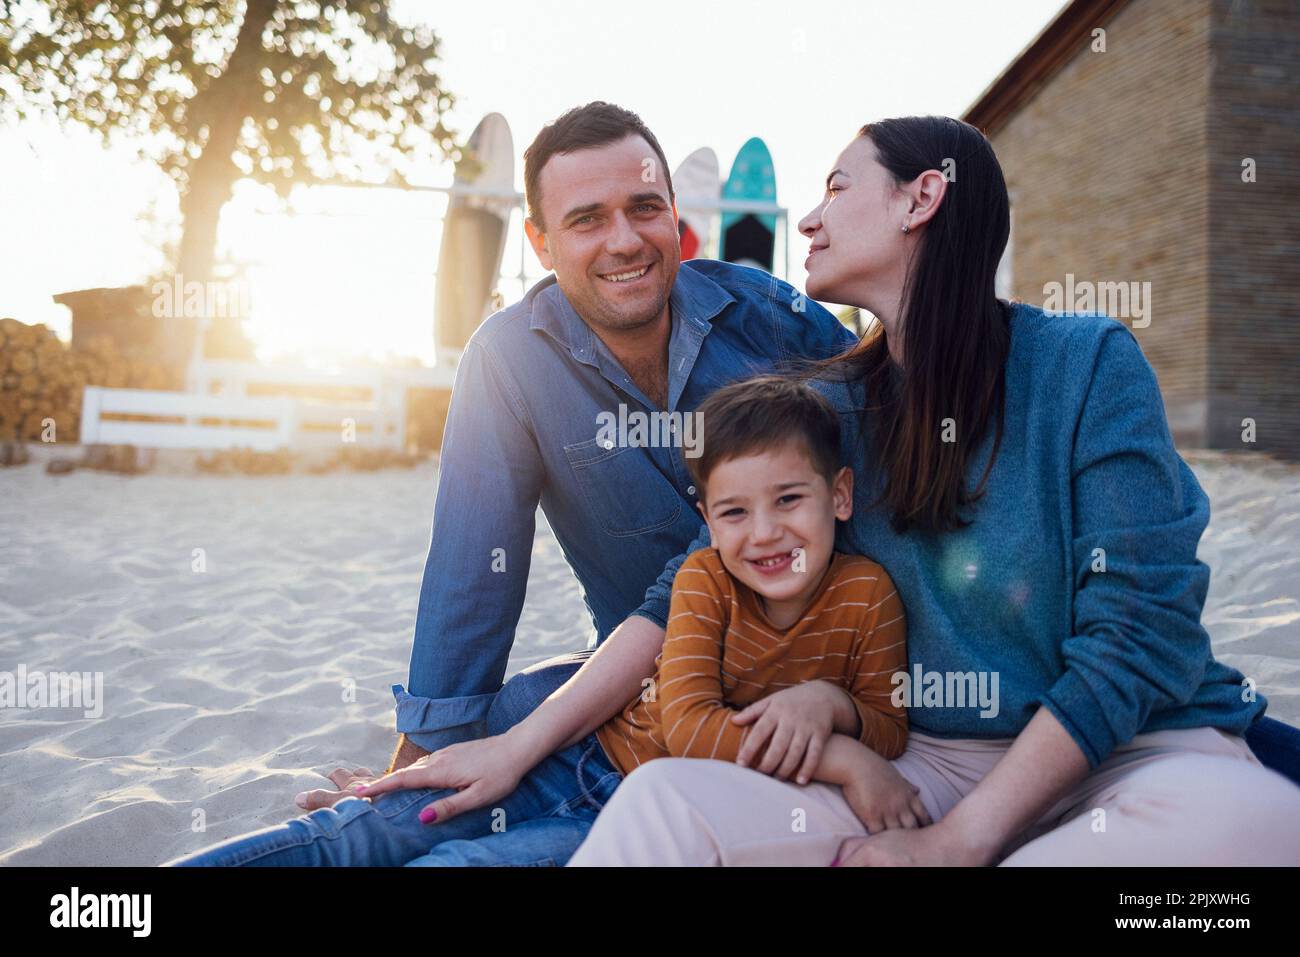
671,147,720,261
434,113,515,359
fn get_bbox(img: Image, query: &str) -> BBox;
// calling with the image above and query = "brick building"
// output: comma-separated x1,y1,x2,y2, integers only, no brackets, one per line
964,0,1299,456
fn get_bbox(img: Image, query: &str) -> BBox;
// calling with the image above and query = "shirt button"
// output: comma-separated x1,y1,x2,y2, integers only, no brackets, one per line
687,485,696,496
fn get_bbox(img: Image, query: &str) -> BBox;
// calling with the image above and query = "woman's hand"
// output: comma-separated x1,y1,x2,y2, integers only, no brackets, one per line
833,820,990,867
838,747,932,833
732,681,847,783
353,734,528,825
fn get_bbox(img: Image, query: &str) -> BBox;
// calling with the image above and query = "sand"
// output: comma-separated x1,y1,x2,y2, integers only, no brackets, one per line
0,447,1296,865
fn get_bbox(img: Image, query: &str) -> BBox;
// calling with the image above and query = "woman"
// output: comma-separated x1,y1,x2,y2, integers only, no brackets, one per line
566,116,1300,866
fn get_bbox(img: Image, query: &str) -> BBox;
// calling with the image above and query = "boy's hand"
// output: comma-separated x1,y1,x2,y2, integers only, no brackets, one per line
731,681,843,783
839,749,931,834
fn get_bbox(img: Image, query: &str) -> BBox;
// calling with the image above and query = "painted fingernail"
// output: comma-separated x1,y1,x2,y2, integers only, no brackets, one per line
351,783,367,793
830,857,841,867
294,792,308,807
419,807,438,824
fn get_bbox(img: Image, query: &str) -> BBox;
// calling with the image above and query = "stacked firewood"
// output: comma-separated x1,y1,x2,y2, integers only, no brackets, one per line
0,317,183,444
404,386,453,454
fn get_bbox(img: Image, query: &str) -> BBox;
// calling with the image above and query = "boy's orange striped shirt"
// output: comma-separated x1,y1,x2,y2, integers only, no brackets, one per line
597,547,908,775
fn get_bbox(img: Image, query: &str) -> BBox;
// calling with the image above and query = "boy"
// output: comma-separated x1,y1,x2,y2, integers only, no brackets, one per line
597,374,926,832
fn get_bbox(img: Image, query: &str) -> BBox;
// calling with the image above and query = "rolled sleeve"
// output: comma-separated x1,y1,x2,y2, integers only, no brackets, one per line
392,684,495,752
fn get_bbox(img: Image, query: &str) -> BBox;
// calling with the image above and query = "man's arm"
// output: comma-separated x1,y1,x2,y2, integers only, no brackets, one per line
634,516,711,629
395,339,545,754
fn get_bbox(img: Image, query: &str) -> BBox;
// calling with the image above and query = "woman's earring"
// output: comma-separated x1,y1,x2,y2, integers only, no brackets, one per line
901,222,911,234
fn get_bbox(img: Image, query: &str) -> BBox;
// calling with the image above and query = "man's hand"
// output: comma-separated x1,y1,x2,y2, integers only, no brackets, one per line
731,681,848,783
354,733,529,826
295,767,381,811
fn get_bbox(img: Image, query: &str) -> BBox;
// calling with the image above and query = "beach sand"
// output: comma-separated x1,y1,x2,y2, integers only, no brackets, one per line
1,447,1297,865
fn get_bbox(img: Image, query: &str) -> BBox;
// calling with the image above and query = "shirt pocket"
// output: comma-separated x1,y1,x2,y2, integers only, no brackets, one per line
562,437,682,537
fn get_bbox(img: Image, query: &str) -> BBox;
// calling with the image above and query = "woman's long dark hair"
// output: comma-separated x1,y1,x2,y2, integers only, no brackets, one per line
823,116,1012,535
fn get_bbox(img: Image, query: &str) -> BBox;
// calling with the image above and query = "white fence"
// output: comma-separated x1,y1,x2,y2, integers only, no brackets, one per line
80,387,296,452
79,359,459,454
193,359,404,450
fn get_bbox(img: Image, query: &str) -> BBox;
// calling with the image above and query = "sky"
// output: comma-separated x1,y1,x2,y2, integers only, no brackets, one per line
0,0,1068,365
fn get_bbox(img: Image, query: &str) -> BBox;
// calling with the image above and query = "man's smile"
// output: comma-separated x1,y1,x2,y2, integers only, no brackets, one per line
597,262,654,285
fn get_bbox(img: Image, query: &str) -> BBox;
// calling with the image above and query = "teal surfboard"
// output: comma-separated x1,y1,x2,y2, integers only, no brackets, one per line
720,137,777,271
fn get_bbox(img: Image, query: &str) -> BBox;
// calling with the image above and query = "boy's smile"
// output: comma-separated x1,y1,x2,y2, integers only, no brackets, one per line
699,441,853,629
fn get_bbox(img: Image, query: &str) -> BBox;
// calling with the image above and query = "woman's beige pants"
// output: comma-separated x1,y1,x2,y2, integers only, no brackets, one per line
568,727,1300,866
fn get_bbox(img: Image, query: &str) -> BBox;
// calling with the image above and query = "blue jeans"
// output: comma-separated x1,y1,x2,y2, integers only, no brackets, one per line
171,654,621,867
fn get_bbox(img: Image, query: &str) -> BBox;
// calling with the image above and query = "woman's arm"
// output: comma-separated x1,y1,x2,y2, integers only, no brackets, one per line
836,707,1089,865
939,708,1090,859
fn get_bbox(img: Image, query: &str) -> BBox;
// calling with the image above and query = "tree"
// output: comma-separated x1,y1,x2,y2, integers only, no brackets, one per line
0,0,461,284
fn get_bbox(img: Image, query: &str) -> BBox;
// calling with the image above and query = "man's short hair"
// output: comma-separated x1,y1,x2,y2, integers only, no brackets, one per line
523,101,674,230
688,375,842,500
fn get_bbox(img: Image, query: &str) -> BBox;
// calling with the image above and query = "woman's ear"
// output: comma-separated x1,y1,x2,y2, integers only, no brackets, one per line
901,168,948,232
832,466,854,521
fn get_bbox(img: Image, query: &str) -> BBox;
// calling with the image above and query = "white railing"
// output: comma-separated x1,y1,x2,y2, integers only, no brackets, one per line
80,386,296,452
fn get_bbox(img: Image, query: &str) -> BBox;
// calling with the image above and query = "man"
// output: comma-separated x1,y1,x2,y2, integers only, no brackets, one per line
299,101,856,814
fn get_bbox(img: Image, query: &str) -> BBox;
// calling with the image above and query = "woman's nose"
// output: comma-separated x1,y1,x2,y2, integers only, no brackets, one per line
798,204,822,238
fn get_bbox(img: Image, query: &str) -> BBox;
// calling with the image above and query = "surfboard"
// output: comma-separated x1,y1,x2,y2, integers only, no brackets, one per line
434,112,515,360
720,137,777,271
671,147,720,261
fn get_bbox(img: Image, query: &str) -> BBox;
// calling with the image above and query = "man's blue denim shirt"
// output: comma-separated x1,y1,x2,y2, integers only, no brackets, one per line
393,259,858,752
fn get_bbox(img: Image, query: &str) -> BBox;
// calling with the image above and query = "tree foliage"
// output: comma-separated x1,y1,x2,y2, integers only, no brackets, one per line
0,0,461,278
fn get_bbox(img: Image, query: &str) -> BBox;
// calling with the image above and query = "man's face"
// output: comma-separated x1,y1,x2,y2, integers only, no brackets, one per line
526,134,681,335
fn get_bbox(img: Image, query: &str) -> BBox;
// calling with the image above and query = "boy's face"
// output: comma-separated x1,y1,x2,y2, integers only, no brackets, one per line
698,440,853,613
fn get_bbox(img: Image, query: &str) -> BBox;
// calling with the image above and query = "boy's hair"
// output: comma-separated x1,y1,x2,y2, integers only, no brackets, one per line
688,375,841,500
523,101,674,231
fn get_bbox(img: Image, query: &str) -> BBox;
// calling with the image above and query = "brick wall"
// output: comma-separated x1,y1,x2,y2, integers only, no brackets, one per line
1206,0,1300,457
987,0,1214,447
